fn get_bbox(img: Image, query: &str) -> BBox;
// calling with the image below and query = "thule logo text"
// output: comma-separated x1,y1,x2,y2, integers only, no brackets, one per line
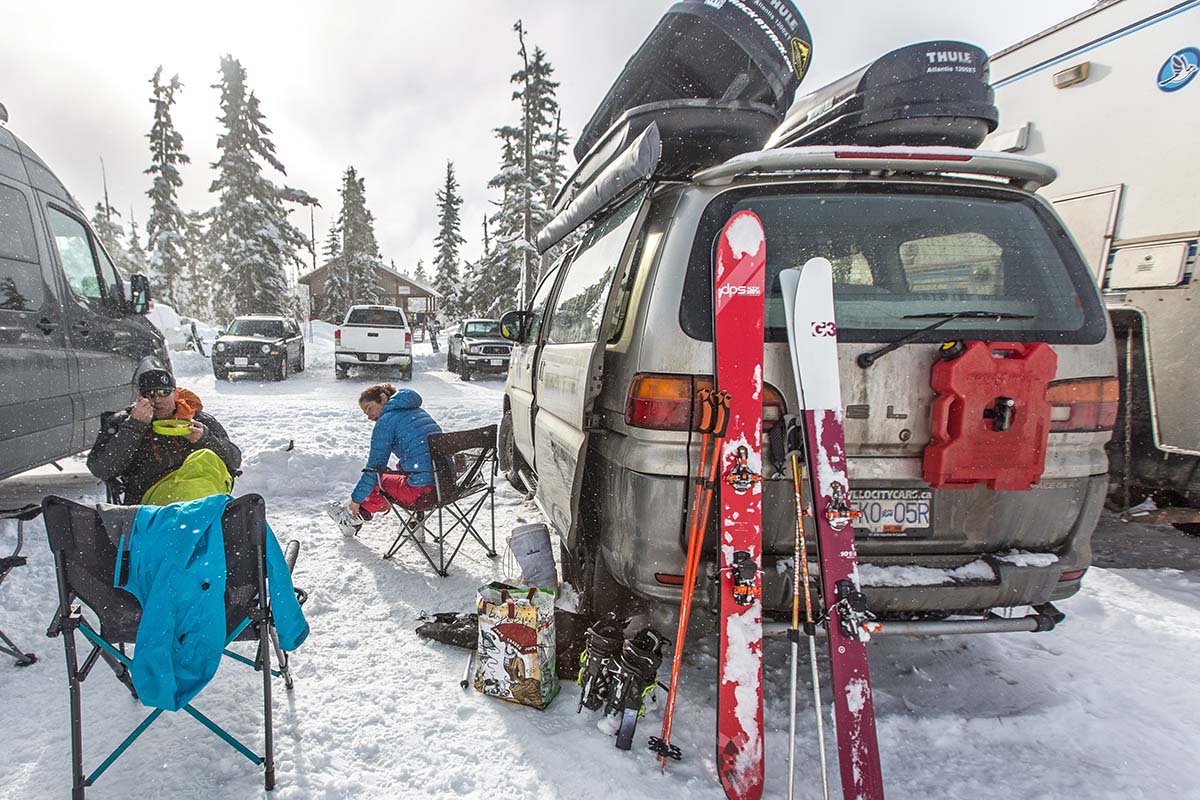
926,51,974,65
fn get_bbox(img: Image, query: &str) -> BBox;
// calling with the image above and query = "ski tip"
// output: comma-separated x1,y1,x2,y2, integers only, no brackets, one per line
719,210,765,262
798,256,833,281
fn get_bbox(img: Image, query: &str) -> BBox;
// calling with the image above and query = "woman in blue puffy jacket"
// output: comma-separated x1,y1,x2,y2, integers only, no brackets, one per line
325,383,444,534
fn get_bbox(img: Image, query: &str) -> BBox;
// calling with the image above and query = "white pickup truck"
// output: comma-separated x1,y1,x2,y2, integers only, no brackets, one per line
334,305,413,380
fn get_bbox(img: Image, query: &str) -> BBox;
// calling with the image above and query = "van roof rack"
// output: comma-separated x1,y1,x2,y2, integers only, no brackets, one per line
694,145,1056,192
768,41,998,150
537,124,661,255
553,99,779,214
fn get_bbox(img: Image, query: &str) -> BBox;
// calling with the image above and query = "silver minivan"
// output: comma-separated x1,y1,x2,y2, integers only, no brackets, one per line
500,145,1116,628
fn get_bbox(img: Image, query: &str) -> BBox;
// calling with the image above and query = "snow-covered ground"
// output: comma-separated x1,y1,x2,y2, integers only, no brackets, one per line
2,329,1200,798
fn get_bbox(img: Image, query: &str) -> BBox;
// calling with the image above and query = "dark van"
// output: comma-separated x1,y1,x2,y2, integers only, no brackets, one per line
0,105,167,480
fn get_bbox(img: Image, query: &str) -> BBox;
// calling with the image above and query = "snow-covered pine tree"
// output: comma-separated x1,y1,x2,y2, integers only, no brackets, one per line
320,218,352,321
144,67,191,309
413,258,428,285
208,55,316,318
337,166,382,306
127,210,150,283
479,21,567,315
180,210,216,320
432,161,465,320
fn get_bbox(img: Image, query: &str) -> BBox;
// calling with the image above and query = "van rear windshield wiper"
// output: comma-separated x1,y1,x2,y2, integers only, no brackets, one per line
856,310,1035,368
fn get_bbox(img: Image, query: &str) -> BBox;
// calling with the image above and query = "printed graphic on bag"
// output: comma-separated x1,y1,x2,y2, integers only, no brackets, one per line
474,583,559,710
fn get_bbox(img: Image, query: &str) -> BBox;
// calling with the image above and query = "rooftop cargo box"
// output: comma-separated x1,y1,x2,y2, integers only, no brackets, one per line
768,41,998,150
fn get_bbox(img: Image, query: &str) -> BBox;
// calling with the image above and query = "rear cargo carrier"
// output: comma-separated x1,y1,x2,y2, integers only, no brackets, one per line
574,0,812,163
768,41,998,149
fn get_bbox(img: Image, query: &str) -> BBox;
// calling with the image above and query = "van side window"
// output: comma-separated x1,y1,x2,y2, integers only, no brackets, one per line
47,206,104,303
0,182,43,311
94,242,124,303
524,261,563,343
546,193,644,345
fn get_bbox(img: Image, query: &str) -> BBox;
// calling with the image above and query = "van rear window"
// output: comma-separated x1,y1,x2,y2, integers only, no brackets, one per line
347,307,406,327
680,185,1108,345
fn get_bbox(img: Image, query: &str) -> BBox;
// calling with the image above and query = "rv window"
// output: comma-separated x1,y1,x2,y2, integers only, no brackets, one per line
546,192,643,345
680,185,1108,345
47,206,104,304
0,183,43,311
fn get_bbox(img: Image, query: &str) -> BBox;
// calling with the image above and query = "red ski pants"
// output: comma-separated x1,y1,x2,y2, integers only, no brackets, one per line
360,474,436,513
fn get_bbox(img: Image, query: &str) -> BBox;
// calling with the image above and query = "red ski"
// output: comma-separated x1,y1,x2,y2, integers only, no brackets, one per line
713,210,766,800
781,258,884,800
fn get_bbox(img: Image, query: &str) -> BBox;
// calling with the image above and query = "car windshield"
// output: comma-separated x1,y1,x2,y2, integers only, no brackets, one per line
681,185,1108,345
227,319,284,338
347,307,406,327
465,321,501,337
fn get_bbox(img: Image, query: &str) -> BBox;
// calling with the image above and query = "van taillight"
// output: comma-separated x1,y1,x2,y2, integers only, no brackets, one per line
625,373,786,431
334,329,341,345
1047,377,1119,432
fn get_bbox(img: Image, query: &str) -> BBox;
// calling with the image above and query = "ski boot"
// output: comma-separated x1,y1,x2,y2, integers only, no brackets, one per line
324,501,363,536
577,612,626,713
604,627,670,750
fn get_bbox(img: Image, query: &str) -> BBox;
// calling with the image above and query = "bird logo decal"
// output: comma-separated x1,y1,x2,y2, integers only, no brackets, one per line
1157,48,1199,92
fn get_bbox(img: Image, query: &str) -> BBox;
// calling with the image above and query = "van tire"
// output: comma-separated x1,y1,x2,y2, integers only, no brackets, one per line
498,409,529,492
566,498,639,621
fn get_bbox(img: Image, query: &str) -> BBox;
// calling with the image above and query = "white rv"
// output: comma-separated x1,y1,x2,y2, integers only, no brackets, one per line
986,0,1200,508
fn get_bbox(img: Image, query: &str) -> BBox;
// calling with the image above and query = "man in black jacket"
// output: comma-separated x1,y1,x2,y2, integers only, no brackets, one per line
87,367,242,503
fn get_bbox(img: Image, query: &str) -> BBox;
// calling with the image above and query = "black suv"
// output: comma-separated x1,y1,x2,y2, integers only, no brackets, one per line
212,316,305,380
447,318,512,381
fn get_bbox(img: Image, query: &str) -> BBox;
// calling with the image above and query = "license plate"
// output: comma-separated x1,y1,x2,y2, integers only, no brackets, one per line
490,359,503,366
364,354,380,362
854,489,932,535
234,357,248,366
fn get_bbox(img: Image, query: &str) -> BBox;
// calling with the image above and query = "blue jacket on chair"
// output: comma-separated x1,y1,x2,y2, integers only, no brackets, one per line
351,389,443,503
115,495,309,711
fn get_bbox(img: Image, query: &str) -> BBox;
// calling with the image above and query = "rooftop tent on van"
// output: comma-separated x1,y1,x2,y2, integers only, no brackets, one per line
574,0,813,165
768,41,997,149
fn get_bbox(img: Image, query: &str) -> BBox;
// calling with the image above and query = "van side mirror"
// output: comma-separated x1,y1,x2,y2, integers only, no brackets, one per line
129,273,151,315
500,309,533,342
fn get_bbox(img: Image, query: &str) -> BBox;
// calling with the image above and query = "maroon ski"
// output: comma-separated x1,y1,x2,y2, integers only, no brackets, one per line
781,258,884,799
713,210,766,800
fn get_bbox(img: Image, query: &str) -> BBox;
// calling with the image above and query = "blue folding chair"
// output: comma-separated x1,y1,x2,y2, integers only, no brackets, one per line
41,494,304,798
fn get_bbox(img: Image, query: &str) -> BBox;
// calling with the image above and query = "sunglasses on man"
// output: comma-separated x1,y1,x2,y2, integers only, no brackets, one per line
141,388,174,399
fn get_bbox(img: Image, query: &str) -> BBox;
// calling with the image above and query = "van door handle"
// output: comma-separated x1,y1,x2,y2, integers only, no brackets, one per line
72,321,91,337
37,317,57,335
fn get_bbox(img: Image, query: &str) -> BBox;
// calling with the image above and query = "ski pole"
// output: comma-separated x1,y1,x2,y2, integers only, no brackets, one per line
461,649,474,689
654,390,728,767
788,422,829,800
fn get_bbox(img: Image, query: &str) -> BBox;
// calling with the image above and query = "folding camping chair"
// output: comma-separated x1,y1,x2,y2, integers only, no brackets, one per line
0,504,40,666
41,494,305,798
367,424,498,577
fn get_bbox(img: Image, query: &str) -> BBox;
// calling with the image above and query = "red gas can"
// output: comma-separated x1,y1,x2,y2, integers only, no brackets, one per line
923,341,1058,491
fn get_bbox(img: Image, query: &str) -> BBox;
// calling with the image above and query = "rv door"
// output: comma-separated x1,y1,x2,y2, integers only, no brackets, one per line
531,190,649,539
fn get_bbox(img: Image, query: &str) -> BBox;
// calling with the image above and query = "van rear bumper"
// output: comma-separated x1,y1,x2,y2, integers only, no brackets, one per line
596,464,1104,618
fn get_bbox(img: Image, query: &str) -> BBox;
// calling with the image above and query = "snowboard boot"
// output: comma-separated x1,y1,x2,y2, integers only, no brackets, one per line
324,501,362,536
604,627,670,750
576,612,627,713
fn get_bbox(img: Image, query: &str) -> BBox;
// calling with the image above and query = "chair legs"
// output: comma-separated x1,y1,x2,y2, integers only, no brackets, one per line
0,626,36,666
377,489,497,576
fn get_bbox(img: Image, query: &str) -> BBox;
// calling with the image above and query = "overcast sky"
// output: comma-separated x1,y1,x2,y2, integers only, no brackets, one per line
1,1,1094,283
